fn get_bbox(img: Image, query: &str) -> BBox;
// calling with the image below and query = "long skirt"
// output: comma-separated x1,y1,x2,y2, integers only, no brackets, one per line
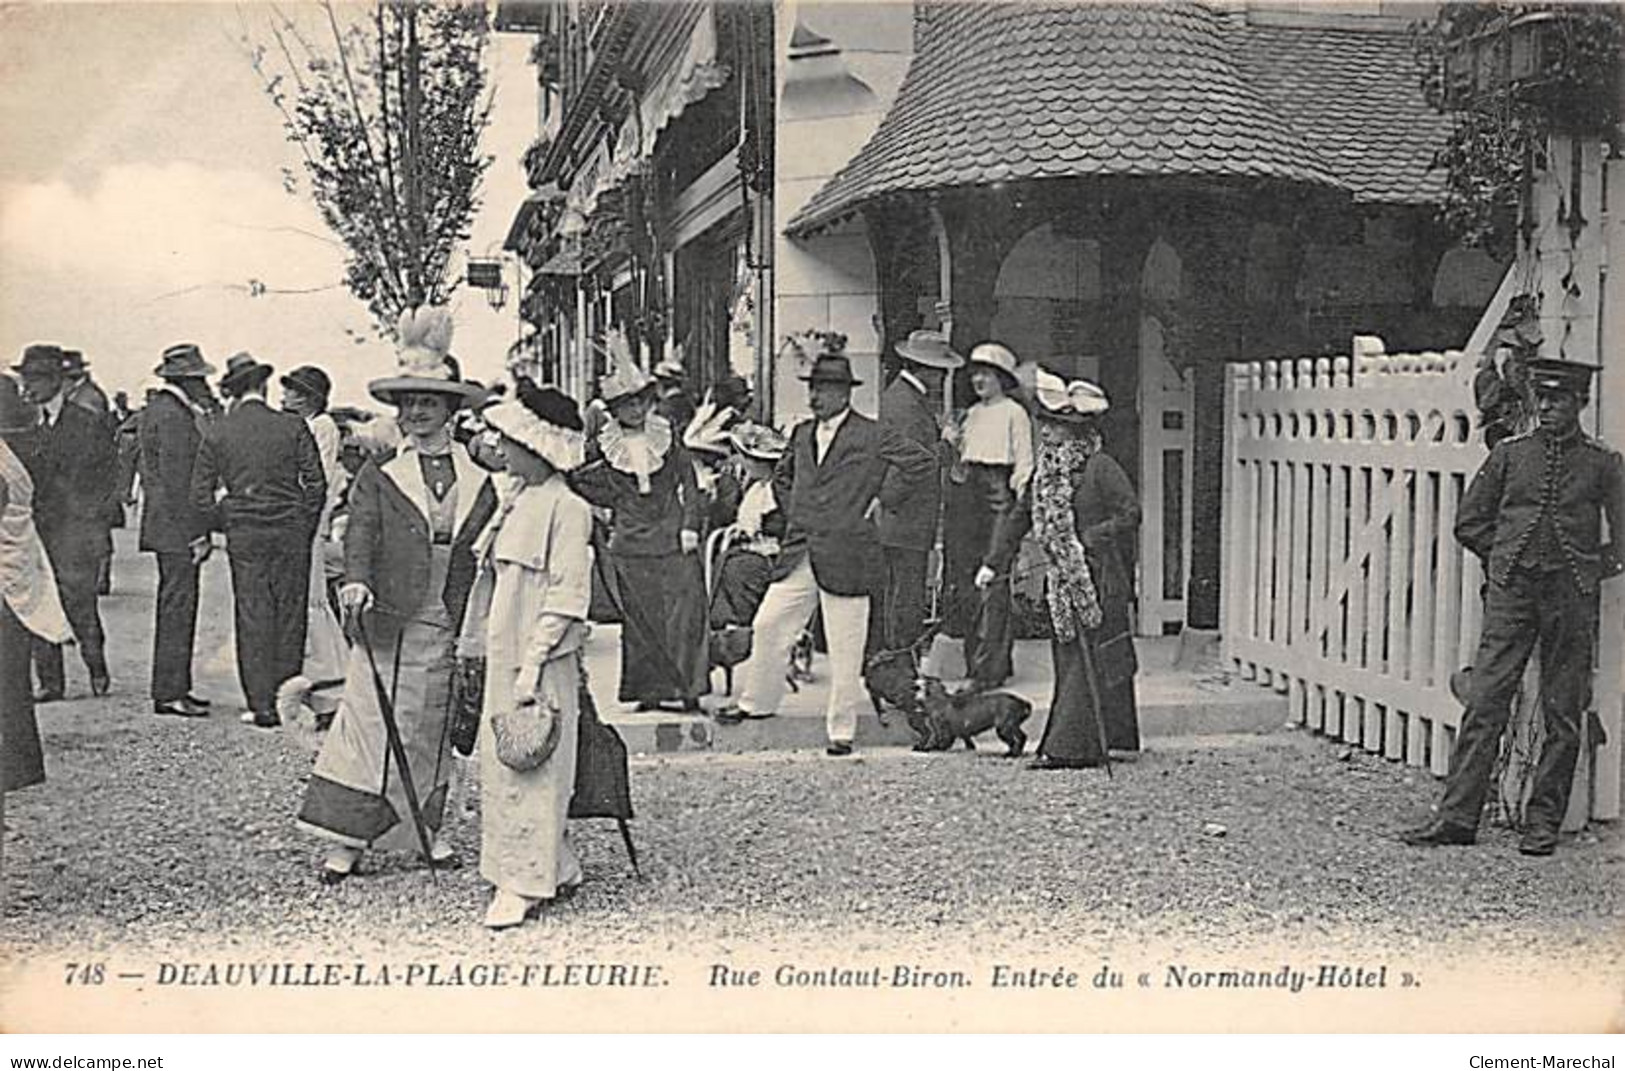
1039,611,1139,764
297,553,455,853
302,528,348,714
2,604,45,792
480,647,583,899
613,552,708,704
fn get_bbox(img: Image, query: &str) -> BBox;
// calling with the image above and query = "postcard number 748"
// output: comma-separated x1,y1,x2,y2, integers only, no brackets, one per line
63,962,107,985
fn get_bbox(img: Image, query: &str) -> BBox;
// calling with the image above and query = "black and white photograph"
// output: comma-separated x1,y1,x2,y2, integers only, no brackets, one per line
0,0,1622,1041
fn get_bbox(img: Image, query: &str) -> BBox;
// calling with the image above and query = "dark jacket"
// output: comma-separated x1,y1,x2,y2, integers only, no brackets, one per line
996,447,1140,602
772,408,937,596
570,419,701,557
136,390,211,553
190,398,325,536
1455,428,1625,594
343,444,497,643
23,400,116,556
876,374,945,551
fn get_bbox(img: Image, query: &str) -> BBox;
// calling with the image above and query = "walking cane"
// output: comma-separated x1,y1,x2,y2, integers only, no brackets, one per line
356,617,441,878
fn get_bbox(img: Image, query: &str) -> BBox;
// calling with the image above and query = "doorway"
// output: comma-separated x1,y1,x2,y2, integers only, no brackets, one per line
1137,313,1194,636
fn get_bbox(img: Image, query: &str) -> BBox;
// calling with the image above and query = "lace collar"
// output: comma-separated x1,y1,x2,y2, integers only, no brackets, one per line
598,412,673,479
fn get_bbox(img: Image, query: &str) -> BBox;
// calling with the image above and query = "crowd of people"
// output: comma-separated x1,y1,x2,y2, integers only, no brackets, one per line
0,316,1151,924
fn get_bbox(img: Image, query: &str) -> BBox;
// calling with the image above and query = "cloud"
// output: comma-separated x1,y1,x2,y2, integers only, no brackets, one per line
1,161,345,296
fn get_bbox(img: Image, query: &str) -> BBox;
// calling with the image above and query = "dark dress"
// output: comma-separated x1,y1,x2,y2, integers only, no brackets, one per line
571,417,709,705
1001,447,1141,764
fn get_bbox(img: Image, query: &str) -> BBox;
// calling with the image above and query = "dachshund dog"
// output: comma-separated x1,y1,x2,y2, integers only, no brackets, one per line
707,624,754,695
912,676,1031,757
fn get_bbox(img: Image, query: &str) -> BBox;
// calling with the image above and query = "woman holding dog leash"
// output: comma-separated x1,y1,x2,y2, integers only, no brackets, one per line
987,368,1141,769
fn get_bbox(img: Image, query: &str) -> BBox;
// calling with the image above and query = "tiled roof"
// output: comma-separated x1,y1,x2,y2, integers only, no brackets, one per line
1235,22,1449,205
786,3,1448,236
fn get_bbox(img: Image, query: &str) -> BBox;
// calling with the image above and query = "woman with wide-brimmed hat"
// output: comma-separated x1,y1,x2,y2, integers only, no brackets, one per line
296,307,497,883
570,330,709,712
459,378,592,928
707,422,788,632
944,340,1034,689
0,374,69,797
992,368,1141,769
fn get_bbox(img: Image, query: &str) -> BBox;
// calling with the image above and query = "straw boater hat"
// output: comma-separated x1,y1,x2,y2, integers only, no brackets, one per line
218,351,275,396
596,328,655,405
966,342,1021,391
482,377,587,473
727,421,787,463
154,343,215,380
1032,366,1109,423
895,329,964,370
368,307,486,408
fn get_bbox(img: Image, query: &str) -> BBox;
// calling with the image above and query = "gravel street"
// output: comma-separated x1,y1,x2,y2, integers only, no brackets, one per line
2,536,1621,1029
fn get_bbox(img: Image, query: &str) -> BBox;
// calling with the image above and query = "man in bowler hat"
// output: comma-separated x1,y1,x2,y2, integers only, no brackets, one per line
191,352,326,727
1404,358,1624,856
139,344,219,717
717,350,936,755
11,344,116,701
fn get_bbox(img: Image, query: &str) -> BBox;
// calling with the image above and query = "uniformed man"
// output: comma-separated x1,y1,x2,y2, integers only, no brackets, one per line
1404,358,1624,856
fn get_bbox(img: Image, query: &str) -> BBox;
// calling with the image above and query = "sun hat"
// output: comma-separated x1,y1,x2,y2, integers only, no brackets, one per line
727,421,787,463
368,307,486,408
1032,366,1109,423
483,377,587,473
966,342,1020,391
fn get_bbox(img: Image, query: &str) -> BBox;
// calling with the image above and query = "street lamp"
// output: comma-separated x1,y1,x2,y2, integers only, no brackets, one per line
467,256,509,310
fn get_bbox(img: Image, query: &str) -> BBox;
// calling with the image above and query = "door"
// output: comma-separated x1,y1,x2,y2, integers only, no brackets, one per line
1138,313,1194,636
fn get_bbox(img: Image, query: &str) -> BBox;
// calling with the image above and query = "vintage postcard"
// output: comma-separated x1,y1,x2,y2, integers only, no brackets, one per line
0,0,1620,1035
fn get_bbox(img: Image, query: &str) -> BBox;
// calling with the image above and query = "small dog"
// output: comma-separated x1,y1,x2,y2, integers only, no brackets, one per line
707,625,754,695
912,676,1031,757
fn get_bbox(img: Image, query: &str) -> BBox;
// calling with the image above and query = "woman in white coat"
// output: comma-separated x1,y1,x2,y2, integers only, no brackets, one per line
463,379,592,929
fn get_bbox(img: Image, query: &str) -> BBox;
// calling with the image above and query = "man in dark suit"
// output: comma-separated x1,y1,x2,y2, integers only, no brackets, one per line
718,352,936,754
12,344,116,701
139,344,219,718
1404,358,1624,856
872,330,962,654
190,352,325,728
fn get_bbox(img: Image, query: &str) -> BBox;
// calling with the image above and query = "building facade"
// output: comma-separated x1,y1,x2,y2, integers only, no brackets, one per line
777,1,1506,636
499,0,775,408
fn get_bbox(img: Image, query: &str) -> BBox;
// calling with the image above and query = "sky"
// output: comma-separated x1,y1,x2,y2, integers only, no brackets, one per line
0,1,537,411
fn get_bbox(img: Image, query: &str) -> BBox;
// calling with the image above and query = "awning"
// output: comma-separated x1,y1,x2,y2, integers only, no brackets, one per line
560,6,731,229
785,2,1346,237
538,248,583,276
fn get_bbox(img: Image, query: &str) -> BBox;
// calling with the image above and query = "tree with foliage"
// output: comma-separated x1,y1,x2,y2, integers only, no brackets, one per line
243,2,493,332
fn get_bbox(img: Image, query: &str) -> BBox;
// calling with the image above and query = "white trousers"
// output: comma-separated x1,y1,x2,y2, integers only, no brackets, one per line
738,556,869,744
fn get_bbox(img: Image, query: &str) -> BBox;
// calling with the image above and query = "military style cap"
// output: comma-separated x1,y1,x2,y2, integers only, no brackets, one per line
1526,358,1601,396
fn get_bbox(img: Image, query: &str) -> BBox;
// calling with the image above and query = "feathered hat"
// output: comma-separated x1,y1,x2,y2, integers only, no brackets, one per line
595,327,654,405
368,306,487,408
683,399,736,456
483,377,587,473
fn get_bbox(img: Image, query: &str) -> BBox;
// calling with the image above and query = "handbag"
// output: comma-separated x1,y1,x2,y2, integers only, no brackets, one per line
448,656,486,757
491,693,562,772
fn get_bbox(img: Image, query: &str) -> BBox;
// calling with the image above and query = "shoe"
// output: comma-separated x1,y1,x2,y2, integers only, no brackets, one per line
319,847,361,885
33,690,64,704
427,840,463,871
1517,828,1558,857
1400,818,1477,847
825,741,854,757
240,710,281,729
484,888,538,930
89,673,111,697
154,698,210,718
184,694,212,708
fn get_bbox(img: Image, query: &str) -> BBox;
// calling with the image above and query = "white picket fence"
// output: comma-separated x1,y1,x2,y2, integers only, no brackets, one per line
1220,337,1624,823
1222,338,1491,769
